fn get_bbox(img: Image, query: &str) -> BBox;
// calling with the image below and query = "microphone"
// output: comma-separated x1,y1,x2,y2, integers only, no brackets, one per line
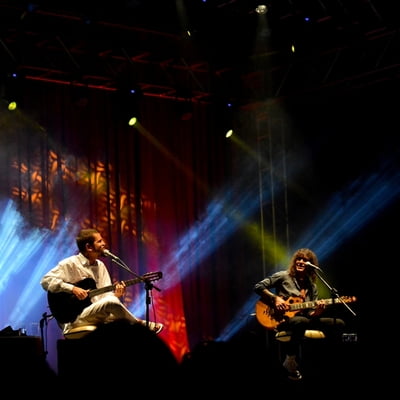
102,249,121,261
305,261,322,271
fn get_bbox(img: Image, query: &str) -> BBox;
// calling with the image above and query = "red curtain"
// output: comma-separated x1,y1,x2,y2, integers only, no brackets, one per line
0,80,256,362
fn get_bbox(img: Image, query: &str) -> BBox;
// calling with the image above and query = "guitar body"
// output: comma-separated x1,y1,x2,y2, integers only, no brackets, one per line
255,298,302,330
48,278,96,323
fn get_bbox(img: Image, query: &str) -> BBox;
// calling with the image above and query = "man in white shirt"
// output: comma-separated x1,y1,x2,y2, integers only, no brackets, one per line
41,228,163,336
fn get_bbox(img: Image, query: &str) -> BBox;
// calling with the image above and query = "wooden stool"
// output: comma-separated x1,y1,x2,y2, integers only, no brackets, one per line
275,329,325,342
63,325,97,339
275,329,325,361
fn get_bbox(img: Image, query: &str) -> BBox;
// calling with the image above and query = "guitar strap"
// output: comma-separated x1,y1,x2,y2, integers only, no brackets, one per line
293,276,310,300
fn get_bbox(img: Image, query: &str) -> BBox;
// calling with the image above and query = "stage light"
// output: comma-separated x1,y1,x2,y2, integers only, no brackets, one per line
114,83,142,125
8,101,17,111
217,98,236,138
2,71,23,111
255,4,268,15
128,117,137,126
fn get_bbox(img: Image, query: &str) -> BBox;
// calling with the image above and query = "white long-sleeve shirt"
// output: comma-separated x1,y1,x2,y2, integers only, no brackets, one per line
41,252,112,302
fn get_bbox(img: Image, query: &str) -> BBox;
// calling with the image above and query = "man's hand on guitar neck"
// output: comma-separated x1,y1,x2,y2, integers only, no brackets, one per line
114,281,126,298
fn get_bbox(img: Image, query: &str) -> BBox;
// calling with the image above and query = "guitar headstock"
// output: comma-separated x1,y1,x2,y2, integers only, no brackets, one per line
341,295,357,303
142,271,163,282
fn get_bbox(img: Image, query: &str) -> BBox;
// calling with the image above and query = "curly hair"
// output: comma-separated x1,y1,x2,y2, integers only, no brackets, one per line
287,248,319,282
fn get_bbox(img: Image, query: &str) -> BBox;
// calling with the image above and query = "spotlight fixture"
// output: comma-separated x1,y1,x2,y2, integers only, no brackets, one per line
219,100,235,138
8,101,17,111
255,4,268,15
128,117,137,126
2,71,23,111
114,83,142,125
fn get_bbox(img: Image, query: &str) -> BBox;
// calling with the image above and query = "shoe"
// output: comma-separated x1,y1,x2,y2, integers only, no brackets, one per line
283,355,302,380
146,321,164,334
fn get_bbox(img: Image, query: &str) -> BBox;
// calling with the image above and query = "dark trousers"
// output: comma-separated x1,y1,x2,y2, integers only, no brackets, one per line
278,315,345,357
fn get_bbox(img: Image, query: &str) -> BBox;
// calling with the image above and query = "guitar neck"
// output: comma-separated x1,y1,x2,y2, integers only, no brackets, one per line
88,272,162,298
289,297,341,311
89,277,141,298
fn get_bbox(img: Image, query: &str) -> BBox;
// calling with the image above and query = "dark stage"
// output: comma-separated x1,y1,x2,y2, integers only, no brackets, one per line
2,320,365,396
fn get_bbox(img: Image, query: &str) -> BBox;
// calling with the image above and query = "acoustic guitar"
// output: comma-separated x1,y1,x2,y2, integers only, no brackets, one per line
48,271,162,324
255,295,357,330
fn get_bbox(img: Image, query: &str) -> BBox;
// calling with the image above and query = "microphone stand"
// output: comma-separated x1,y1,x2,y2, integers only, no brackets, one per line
39,312,53,359
313,268,356,317
109,256,161,328
312,266,358,373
